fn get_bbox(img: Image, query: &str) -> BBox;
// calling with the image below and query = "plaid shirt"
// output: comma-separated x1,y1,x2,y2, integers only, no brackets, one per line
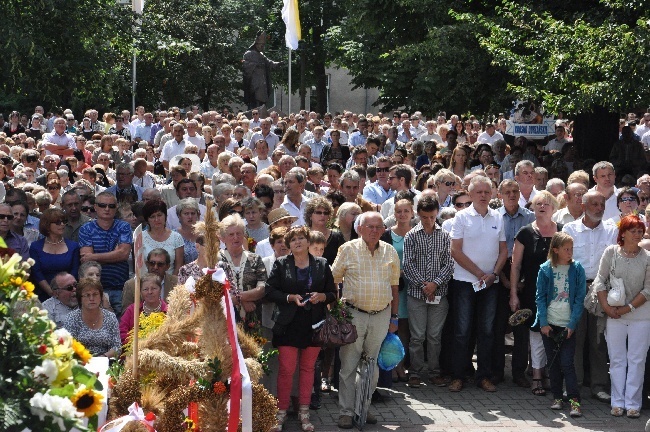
331,238,400,312
403,222,454,300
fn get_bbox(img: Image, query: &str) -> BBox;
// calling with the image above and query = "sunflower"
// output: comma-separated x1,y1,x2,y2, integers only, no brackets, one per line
71,387,104,417
71,339,92,364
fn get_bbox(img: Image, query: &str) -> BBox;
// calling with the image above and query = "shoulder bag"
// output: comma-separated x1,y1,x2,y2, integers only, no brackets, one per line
607,250,626,307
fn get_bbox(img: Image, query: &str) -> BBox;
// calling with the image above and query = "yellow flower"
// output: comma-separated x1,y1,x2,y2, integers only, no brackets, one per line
20,280,35,300
71,387,104,417
71,339,92,365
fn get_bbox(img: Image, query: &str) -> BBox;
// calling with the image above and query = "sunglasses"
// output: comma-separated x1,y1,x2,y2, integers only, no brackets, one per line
375,167,390,173
264,202,273,209
1,158,12,165
81,206,94,212
0,214,14,220
59,282,77,292
96,203,117,209
52,219,68,225
441,181,456,187
48,186,60,191
455,202,472,208
313,210,331,216
620,196,637,203
148,260,167,268
25,156,38,163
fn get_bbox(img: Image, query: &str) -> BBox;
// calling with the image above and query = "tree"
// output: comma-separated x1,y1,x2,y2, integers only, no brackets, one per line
456,0,650,158
0,0,131,115
324,0,513,116
134,0,266,112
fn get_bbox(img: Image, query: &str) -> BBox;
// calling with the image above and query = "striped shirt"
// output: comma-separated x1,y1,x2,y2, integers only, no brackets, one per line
78,219,132,289
403,223,454,299
331,238,400,312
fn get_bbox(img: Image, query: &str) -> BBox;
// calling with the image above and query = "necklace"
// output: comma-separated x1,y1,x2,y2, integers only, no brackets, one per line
83,310,100,328
143,301,162,315
45,237,64,245
620,246,640,258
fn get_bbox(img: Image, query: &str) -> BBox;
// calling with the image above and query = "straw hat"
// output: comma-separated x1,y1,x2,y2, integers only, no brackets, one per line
267,208,298,226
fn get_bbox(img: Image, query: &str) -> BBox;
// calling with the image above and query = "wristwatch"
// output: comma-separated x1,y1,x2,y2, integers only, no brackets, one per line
391,313,398,319
629,303,636,312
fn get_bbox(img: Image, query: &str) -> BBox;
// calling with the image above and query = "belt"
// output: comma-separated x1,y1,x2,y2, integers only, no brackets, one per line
345,302,389,315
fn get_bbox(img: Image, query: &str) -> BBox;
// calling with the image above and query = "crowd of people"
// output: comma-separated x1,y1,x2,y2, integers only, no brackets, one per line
4,104,650,429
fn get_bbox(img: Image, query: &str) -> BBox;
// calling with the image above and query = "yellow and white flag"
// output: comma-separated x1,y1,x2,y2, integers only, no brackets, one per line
281,0,301,50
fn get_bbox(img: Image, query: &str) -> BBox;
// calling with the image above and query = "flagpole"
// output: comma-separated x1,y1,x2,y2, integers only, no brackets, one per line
288,49,292,115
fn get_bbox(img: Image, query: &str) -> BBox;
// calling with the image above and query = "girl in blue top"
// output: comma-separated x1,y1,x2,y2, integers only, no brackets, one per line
535,232,586,417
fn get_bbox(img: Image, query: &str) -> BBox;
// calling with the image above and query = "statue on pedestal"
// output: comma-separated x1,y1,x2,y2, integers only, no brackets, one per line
243,31,280,110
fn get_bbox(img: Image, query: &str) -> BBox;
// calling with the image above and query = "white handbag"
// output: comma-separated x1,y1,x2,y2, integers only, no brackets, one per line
607,251,626,307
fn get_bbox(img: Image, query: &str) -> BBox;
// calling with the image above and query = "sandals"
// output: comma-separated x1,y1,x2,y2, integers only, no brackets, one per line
299,405,314,431
531,379,546,396
271,409,287,432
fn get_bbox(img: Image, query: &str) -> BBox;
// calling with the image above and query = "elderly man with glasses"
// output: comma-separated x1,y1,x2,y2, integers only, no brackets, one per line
121,248,178,312
42,272,79,328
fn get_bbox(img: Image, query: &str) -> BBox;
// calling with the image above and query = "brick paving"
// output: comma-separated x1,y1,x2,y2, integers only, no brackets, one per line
279,378,649,432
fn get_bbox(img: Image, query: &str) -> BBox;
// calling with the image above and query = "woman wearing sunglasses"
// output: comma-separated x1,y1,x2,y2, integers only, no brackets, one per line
29,208,80,302
607,187,643,226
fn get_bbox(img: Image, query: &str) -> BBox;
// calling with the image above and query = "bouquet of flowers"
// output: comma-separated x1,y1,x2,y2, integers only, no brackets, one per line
0,252,103,432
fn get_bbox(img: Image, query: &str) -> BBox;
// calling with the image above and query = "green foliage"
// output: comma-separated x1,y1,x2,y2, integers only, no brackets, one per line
135,0,266,111
325,0,513,115
0,0,132,114
456,0,650,115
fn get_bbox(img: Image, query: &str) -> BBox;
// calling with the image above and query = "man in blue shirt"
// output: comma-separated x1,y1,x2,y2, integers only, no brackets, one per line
79,192,132,317
134,112,154,146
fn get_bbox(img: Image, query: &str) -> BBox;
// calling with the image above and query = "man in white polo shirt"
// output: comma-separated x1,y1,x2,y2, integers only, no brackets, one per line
449,175,507,393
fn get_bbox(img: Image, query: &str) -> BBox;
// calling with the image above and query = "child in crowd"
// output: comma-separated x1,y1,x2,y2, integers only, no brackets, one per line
309,231,326,258
534,232,586,417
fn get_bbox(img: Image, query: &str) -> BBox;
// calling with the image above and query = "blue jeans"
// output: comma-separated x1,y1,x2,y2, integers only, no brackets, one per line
542,325,580,400
105,289,123,318
451,280,498,383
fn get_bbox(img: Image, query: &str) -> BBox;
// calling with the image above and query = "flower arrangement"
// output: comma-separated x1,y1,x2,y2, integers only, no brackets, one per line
0,251,103,432
123,311,167,355
329,298,354,323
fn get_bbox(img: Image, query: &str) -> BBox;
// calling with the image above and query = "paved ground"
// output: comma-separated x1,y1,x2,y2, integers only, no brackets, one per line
278,376,650,432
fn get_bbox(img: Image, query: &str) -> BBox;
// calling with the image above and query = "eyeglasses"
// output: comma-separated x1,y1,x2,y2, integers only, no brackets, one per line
59,282,77,292
363,225,384,231
44,159,57,164
455,202,472,208
620,196,637,202
0,214,14,220
96,203,117,209
375,167,390,173
147,260,167,268
313,210,331,216
273,189,285,194
52,219,68,225
48,186,60,191
81,292,101,299
81,206,94,212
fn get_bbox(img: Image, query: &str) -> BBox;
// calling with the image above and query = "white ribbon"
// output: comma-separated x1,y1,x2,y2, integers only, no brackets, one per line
99,402,155,432
202,267,227,283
